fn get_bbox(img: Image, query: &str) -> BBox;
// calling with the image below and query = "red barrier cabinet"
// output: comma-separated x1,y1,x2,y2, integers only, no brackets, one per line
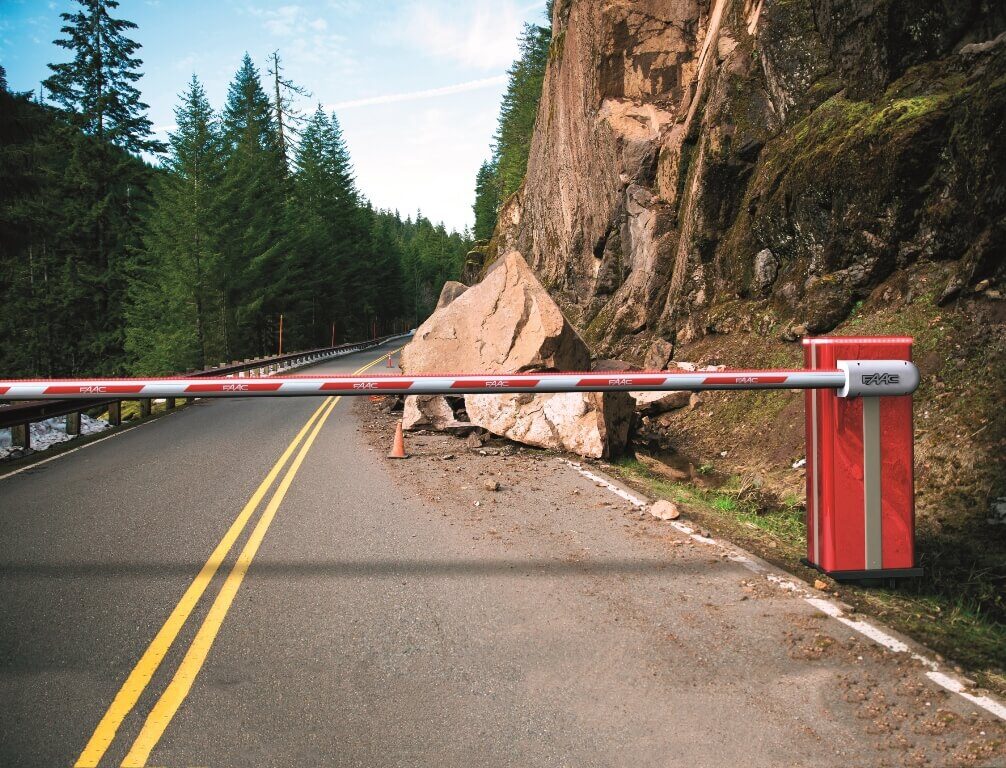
803,336,921,582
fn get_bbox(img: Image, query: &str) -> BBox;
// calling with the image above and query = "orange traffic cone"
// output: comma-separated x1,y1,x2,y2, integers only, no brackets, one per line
386,353,394,368
388,419,408,459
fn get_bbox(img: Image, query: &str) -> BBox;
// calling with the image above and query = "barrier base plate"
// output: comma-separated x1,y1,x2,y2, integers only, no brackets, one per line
801,558,923,586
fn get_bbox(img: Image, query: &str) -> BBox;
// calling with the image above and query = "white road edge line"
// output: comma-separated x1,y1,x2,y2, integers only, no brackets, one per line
562,458,1006,724
0,416,164,483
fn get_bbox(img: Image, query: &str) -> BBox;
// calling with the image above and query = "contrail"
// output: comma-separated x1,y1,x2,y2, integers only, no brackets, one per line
328,74,507,110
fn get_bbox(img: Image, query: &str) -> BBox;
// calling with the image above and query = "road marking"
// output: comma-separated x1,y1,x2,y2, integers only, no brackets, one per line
119,349,396,767
74,398,333,768
0,346,373,484
925,672,1006,721
573,460,1006,724
0,417,166,483
562,459,647,507
76,345,402,767
121,395,341,766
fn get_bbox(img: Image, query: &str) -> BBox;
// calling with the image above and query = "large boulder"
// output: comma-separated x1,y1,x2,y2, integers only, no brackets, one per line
402,278,468,433
402,395,457,431
464,390,633,459
631,390,691,415
401,251,590,374
400,251,631,457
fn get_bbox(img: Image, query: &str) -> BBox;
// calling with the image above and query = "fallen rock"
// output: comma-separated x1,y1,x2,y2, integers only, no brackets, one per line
464,390,633,459
402,395,456,431
813,579,828,591
400,251,630,458
484,479,501,492
441,421,479,437
401,251,590,374
649,499,681,520
435,280,468,310
631,390,691,415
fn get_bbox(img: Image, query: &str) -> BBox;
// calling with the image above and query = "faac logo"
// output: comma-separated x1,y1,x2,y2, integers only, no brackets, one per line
353,382,376,389
81,385,107,394
608,377,632,386
735,376,758,384
223,383,248,391
486,379,507,388
862,373,900,386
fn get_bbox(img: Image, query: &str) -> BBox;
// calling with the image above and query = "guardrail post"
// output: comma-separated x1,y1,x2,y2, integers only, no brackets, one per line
65,411,81,436
139,399,151,418
107,401,122,426
803,336,919,583
165,398,176,411
12,422,30,450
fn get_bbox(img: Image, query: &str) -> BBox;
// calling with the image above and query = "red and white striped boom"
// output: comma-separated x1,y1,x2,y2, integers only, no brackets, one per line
0,361,918,400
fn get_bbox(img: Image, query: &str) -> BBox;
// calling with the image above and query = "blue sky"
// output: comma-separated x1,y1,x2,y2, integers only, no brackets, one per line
0,0,549,232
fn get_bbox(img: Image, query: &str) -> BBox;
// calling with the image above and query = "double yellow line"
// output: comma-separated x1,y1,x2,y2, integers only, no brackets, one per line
76,348,399,768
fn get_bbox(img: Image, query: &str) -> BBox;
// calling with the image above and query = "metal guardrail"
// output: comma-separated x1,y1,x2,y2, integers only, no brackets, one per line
0,334,405,449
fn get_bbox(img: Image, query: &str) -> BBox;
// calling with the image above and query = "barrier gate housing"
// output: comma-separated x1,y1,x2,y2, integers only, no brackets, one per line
0,335,921,582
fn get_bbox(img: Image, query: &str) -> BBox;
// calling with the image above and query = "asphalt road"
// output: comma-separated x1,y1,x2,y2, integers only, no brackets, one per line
1,340,1003,767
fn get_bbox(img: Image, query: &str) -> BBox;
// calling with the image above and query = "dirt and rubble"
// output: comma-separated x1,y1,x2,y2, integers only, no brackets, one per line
354,395,1005,766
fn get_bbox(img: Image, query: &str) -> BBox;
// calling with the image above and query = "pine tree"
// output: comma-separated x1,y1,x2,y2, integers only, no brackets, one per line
473,158,500,241
471,14,551,244
40,0,159,373
218,54,289,357
290,106,376,344
0,68,48,376
44,0,162,154
493,21,551,200
289,106,340,346
267,51,309,172
127,76,226,373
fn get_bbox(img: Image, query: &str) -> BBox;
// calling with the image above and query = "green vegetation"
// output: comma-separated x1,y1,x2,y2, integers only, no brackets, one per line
0,0,469,378
615,458,807,546
471,4,552,238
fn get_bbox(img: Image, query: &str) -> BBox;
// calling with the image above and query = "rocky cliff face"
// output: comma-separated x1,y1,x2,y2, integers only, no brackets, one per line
488,0,1005,361
481,1,1006,541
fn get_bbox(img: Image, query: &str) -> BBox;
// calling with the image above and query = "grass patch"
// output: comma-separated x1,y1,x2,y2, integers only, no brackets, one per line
615,457,806,549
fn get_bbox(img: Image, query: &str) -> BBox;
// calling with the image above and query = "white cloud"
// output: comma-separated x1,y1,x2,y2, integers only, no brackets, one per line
328,75,506,110
250,4,356,74
172,53,200,73
251,4,330,38
326,0,362,12
388,0,531,70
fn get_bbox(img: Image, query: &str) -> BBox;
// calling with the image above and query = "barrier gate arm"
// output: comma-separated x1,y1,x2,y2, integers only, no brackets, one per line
0,340,922,584
0,360,917,399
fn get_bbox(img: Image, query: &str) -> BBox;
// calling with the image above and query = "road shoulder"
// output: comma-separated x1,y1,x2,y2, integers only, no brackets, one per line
356,396,1006,766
